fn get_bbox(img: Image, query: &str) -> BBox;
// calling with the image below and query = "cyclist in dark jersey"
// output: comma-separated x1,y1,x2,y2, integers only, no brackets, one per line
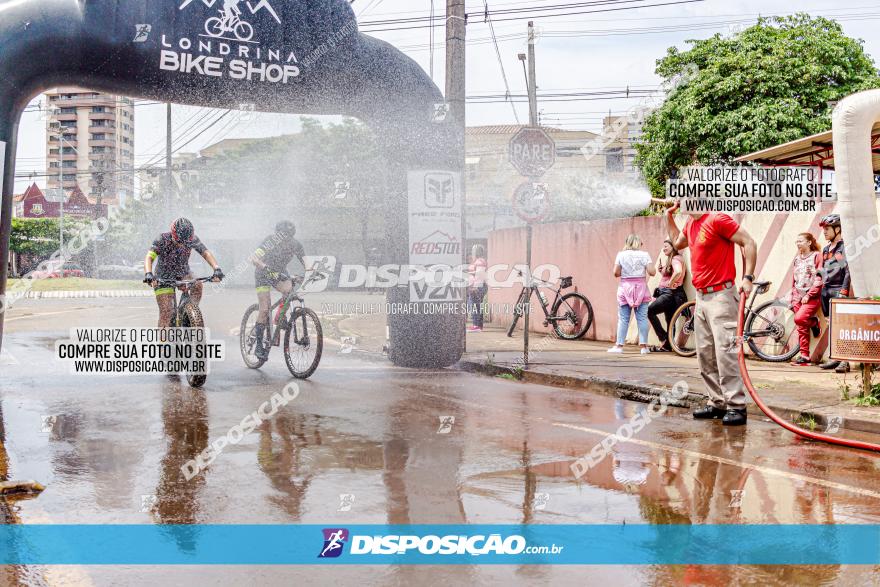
250,220,308,359
144,218,224,327
817,214,852,373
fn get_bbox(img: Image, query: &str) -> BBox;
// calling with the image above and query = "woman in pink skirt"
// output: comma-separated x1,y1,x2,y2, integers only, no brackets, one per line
609,234,656,354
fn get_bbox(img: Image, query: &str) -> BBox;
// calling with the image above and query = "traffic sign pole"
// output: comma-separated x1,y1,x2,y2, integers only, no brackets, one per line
524,222,531,368
509,21,551,370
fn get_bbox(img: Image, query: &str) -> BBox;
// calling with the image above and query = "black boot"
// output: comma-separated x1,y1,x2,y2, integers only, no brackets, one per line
254,323,269,360
693,405,726,420
835,361,851,374
819,360,840,370
722,409,747,426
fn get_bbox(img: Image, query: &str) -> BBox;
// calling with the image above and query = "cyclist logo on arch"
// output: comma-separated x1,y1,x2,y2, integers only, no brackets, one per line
205,0,254,42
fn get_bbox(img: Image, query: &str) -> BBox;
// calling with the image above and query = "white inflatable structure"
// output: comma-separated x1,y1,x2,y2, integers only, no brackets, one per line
831,89,880,298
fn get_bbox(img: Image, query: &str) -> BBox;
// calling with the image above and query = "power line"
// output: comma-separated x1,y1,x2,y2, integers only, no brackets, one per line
429,0,436,79
15,111,235,181
135,106,213,165
360,0,707,32
382,6,880,53
21,98,161,114
362,0,651,26
483,0,520,124
139,110,233,170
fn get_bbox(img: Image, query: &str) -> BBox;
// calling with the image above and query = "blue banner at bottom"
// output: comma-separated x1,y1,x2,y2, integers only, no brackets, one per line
0,525,878,565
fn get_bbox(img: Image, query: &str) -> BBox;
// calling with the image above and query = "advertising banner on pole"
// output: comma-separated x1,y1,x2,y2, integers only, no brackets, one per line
407,170,464,302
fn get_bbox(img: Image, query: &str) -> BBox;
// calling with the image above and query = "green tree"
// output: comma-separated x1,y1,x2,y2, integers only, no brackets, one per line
10,217,87,258
636,14,880,195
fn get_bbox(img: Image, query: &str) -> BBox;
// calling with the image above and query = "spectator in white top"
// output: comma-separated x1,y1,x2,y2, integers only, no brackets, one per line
609,234,656,354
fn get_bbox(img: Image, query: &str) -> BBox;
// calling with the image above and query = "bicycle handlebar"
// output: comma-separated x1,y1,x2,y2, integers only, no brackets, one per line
156,276,216,288
514,268,560,289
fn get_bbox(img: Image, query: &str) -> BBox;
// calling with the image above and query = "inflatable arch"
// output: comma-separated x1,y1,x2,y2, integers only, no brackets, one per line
0,0,465,367
832,89,880,299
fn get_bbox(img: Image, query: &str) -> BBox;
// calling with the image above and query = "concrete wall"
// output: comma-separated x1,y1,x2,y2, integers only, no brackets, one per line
488,205,852,353
488,216,681,343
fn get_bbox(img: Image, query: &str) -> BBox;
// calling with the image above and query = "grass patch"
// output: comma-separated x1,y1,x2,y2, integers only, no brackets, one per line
8,278,147,292
839,378,852,401
851,394,880,407
496,373,518,381
795,413,818,430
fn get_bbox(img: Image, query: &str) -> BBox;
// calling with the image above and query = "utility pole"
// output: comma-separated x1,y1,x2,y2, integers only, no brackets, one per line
527,21,538,126
48,120,68,261
165,102,173,219
446,0,467,351
445,0,466,127
93,171,105,279
58,137,64,261
520,22,539,368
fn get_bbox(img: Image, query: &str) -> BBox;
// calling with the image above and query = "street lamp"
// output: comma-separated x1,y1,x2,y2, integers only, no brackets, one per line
47,120,77,262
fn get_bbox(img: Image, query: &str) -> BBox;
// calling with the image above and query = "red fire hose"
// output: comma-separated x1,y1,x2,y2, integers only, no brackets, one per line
737,294,880,452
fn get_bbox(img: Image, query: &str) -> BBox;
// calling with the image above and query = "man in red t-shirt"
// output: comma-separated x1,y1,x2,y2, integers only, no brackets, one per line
667,204,757,426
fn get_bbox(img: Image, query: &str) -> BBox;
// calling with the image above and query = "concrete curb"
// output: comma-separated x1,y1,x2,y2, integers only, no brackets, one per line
457,359,880,437
24,290,153,299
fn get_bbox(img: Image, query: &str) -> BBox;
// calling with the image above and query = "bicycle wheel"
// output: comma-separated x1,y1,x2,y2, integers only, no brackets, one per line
745,299,799,362
668,301,697,358
205,17,224,37
240,303,267,370
551,292,593,340
284,307,323,379
506,290,527,337
179,303,207,388
234,21,254,41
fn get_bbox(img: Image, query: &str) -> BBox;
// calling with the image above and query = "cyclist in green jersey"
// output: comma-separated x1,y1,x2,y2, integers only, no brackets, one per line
144,218,224,327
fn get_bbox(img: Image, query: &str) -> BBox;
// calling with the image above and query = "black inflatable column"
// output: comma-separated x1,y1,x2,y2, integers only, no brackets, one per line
0,108,16,353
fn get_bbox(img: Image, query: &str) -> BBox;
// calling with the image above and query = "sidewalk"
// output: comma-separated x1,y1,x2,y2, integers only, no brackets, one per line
335,310,880,436
462,327,880,435
23,290,152,299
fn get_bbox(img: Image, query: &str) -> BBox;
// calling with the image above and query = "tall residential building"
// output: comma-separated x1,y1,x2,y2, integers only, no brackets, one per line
44,87,135,208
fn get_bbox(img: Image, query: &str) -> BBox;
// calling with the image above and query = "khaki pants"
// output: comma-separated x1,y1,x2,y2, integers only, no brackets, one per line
695,286,746,409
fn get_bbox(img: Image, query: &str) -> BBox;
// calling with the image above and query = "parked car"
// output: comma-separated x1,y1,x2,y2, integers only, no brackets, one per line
31,261,85,279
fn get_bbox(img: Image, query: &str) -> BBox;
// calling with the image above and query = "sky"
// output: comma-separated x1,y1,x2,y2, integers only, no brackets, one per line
11,0,880,192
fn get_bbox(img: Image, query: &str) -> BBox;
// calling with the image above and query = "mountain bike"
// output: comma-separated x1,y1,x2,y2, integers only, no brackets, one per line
240,273,324,379
156,276,215,388
668,280,799,362
506,270,593,340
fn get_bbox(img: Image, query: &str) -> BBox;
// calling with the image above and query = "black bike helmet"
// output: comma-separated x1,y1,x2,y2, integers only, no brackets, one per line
819,214,841,228
276,221,296,237
171,218,195,244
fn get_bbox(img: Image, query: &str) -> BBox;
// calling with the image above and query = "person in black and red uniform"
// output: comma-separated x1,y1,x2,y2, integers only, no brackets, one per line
817,214,851,373
144,218,224,328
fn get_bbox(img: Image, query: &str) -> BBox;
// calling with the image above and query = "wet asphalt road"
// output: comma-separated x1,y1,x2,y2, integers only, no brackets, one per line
3,294,880,585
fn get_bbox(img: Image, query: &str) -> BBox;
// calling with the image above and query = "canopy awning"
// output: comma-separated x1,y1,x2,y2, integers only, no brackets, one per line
735,121,880,172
